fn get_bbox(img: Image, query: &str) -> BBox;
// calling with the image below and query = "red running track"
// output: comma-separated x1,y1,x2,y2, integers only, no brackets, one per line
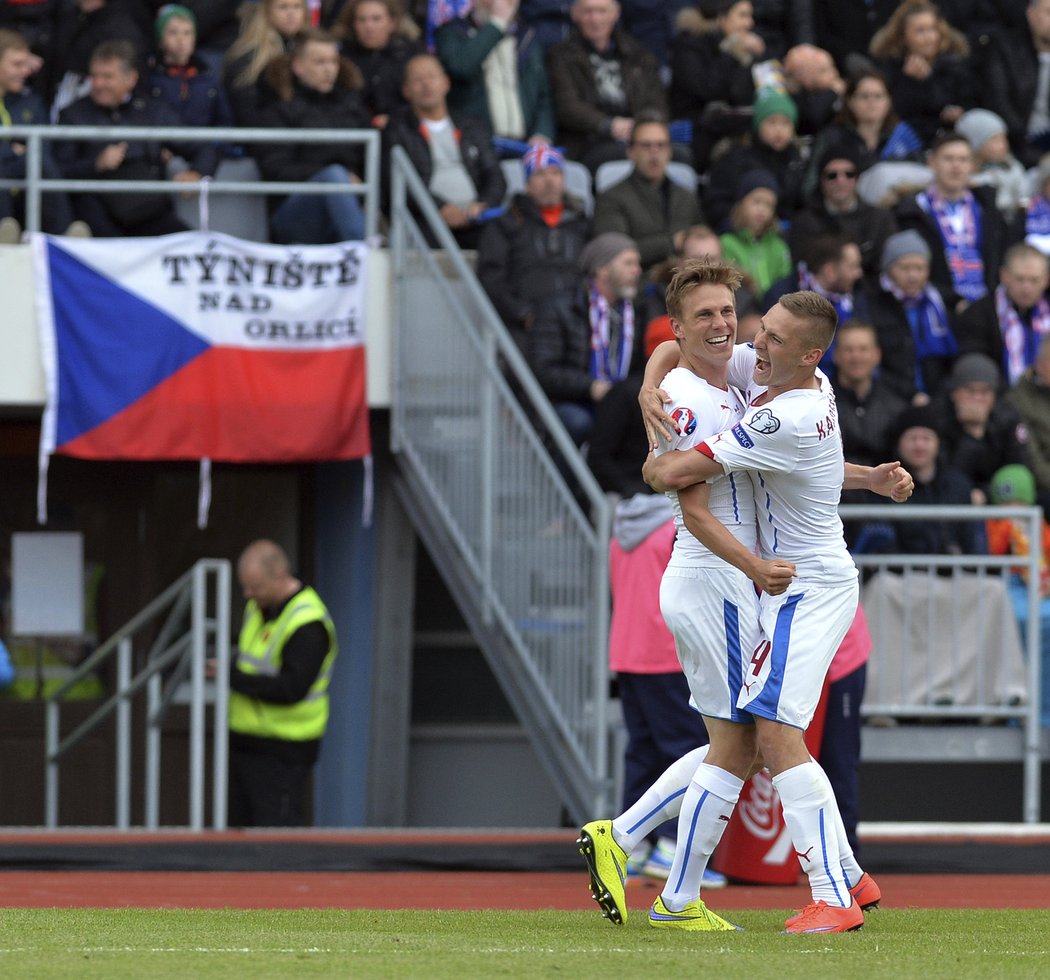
2,871,1048,909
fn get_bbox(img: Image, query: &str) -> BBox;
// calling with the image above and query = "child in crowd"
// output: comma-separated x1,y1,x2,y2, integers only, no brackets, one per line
985,463,1050,726
955,108,1027,220
718,169,791,297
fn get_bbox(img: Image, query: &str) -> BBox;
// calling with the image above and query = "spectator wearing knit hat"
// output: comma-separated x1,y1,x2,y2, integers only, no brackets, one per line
527,231,644,446
868,228,962,405
718,168,791,297
477,143,590,350
704,85,805,230
147,5,234,181
874,402,985,556
934,352,1030,505
791,141,898,277
955,108,1028,219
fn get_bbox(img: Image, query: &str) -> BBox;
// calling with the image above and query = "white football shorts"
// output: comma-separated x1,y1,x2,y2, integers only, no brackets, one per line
738,579,860,730
660,562,760,722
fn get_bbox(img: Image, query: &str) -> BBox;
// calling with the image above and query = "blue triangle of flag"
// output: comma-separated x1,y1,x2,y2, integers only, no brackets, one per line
48,239,212,448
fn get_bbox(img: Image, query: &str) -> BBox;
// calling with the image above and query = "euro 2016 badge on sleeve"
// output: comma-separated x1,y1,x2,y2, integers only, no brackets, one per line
671,407,697,436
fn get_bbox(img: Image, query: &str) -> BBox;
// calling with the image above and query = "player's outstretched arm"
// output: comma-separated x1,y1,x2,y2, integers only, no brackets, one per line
643,446,723,492
639,340,681,449
843,461,915,502
678,482,796,595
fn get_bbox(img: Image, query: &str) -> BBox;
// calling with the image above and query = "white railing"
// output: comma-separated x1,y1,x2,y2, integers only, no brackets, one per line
45,559,231,829
1,125,381,237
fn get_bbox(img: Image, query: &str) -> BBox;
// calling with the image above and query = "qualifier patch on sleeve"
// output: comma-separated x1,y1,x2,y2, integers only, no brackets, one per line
747,408,780,434
730,423,754,448
671,406,697,436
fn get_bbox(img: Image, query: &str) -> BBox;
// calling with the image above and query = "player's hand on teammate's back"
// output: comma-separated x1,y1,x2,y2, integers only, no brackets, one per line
639,383,676,449
753,559,796,596
867,461,915,503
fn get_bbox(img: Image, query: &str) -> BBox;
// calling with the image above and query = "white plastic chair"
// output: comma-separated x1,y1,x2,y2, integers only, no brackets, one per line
594,159,699,195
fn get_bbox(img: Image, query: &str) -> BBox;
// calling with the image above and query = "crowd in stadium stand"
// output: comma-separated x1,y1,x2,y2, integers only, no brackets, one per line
2,0,1050,553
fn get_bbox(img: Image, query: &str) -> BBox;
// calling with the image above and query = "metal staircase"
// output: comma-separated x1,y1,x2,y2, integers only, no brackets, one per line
387,148,616,822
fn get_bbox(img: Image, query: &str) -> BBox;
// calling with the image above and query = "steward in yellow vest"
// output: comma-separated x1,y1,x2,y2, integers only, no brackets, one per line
227,539,338,827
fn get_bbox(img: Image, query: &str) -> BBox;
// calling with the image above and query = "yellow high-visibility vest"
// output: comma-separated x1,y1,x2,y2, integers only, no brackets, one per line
228,587,337,741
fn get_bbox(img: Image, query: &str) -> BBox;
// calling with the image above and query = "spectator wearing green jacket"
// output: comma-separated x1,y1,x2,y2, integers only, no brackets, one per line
719,168,791,298
435,0,555,148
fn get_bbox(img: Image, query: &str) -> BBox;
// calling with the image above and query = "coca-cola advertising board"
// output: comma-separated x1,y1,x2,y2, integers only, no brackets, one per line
710,678,830,885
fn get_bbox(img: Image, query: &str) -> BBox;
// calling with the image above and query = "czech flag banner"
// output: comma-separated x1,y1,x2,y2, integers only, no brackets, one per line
33,231,372,522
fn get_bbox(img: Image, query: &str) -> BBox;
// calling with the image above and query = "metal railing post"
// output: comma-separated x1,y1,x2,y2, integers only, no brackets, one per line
45,699,59,828
189,562,207,831
116,638,132,829
145,669,162,829
212,561,232,830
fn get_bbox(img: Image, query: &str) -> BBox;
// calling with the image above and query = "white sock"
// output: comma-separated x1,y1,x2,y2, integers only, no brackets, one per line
612,745,709,852
660,764,742,912
811,760,863,886
773,761,851,907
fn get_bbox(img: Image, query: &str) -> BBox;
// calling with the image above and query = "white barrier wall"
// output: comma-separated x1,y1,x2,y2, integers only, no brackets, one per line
0,243,393,409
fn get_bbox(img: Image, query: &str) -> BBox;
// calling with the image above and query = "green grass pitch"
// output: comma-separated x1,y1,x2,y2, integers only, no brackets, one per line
1,908,1048,979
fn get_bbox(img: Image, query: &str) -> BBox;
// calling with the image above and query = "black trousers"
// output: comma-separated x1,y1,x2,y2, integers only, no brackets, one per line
227,744,312,828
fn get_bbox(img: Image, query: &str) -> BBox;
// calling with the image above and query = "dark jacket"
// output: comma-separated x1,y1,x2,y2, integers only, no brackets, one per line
936,399,1030,500
867,282,960,404
223,40,291,126
669,9,754,123
811,0,900,74
342,35,422,120
705,139,807,230
591,169,703,272
0,89,54,175
54,90,185,180
893,185,1012,304
476,191,590,343
587,370,651,497
789,193,898,277
879,462,984,555
953,289,1050,376
381,104,506,212
147,52,234,177
257,60,371,184
877,53,976,148
837,380,909,467
436,16,556,141
976,26,1042,167
528,284,644,402
46,0,147,103
546,26,666,160
1005,366,1050,494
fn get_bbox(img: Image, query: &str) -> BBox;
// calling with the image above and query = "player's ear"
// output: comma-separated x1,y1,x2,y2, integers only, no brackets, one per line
670,318,684,338
802,347,823,367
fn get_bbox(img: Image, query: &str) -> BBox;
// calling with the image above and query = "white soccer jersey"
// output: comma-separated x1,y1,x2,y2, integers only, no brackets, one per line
655,367,756,564
709,346,857,585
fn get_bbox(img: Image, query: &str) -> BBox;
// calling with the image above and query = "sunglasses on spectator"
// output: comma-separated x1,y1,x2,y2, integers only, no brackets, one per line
823,168,858,180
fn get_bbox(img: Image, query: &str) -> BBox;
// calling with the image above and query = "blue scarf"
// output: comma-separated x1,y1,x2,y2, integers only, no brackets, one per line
880,273,959,393
918,186,987,301
588,283,634,383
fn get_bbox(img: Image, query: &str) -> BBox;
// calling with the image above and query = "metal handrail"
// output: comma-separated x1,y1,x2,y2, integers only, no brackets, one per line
389,146,614,821
44,559,231,830
3,125,381,237
839,502,1043,821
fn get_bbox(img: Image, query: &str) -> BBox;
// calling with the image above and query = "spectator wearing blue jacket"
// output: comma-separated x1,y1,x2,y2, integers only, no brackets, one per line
0,28,79,236
147,5,234,182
